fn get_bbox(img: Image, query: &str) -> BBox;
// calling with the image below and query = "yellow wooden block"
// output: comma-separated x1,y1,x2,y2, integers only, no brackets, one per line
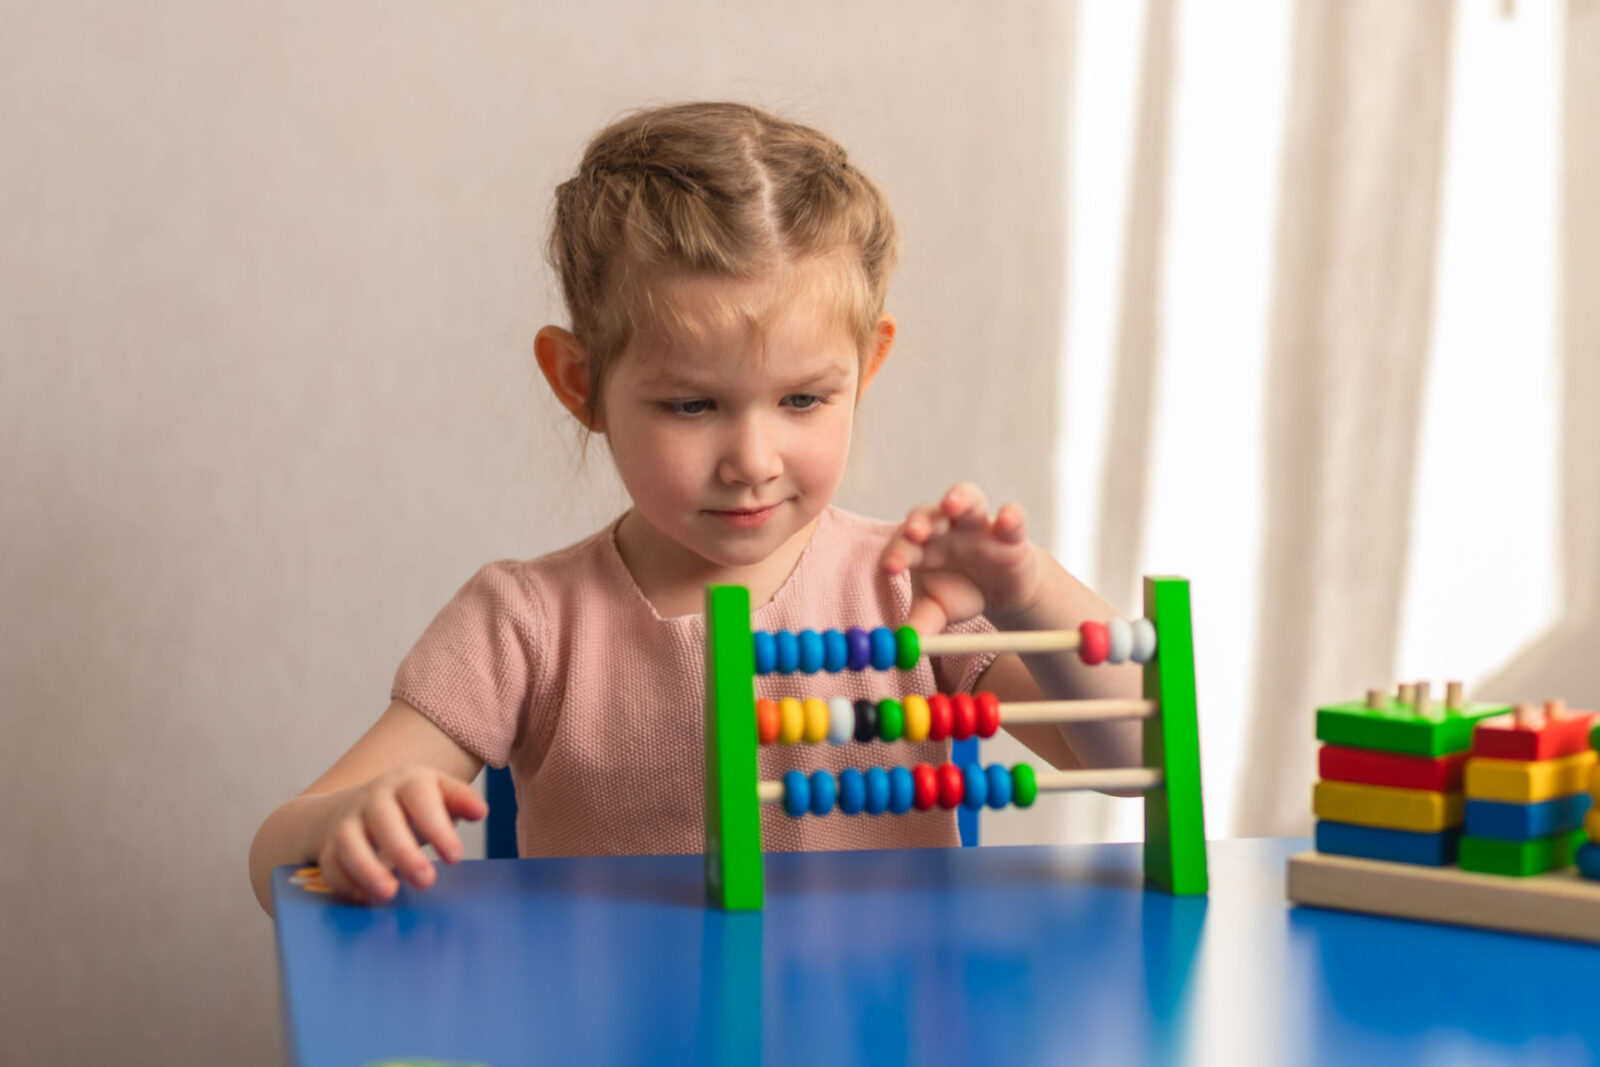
1313,780,1463,832
1587,806,1600,842
1590,761,1600,797
1466,750,1598,804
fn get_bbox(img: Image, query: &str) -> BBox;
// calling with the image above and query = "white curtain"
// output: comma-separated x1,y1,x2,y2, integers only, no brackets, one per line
982,0,1598,845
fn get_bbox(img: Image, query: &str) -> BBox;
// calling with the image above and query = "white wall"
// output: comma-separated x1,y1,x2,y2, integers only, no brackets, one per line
0,3,1074,1063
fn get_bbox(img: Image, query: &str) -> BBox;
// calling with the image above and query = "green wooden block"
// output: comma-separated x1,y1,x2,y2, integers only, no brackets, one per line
704,585,763,910
1315,698,1509,757
1458,828,1586,877
1142,576,1208,895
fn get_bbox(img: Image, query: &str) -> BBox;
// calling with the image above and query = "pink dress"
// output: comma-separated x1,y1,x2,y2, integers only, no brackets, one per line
392,506,997,858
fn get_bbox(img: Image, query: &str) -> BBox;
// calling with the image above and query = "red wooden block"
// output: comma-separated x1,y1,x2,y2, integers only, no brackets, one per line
1319,744,1468,792
1471,710,1598,761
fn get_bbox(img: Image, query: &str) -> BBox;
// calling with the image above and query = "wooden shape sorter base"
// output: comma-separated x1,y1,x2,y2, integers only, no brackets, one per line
1287,850,1600,944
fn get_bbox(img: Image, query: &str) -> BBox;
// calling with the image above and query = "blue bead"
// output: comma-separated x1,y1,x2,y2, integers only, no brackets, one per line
783,770,810,817
986,764,1012,809
823,630,849,672
775,630,799,674
752,632,776,675
864,767,891,815
888,767,914,814
798,629,824,673
962,764,988,810
837,768,866,814
809,770,837,815
846,627,872,671
870,627,897,671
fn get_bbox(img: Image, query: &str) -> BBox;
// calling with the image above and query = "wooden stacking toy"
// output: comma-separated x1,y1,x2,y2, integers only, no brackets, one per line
703,577,1208,910
1290,684,1600,942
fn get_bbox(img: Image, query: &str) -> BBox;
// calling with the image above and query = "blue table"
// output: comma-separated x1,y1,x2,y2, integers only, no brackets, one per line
272,838,1600,1066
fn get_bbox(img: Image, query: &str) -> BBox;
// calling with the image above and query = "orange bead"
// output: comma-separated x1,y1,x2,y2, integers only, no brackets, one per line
756,698,780,744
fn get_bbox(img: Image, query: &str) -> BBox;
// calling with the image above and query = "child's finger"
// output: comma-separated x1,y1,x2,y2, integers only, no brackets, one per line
323,852,374,905
994,502,1028,544
902,595,949,637
331,819,397,901
437,774,489,823
399,778,469,865
900,503,947,544
366,796,436,889
942,482,990,529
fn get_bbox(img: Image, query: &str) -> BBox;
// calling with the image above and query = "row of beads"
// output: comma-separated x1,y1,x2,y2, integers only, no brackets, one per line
753,626,920,675
781,763,1040,816
1080,618,1158,666
756,693,1002,745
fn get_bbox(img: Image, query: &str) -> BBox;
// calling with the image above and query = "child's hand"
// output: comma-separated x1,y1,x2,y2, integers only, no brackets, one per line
880,482,1044,634
315,767,487,905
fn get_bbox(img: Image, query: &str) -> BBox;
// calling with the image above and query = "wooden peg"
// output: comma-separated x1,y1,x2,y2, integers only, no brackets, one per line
1513,702,1536,729
1365,689,1386,710
1544,698,1567,721
1414,681,1433,718
1446,681,1464,712
1398,683,1417,707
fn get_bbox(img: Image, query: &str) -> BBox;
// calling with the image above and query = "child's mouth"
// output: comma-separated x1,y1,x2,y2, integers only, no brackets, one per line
707,503,782,529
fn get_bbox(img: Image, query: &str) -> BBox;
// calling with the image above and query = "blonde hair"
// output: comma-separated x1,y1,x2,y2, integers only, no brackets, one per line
547,101,899,421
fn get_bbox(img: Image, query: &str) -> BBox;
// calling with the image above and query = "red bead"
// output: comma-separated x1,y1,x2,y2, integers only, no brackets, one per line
975,692,1001,738
951,693,977,740
927,694,953,740
937,763,965,809
1079,621,1110,665
912,763,939,810
756,698,780,744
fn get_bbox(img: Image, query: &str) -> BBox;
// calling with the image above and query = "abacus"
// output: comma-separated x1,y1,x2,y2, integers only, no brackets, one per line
703,576,1208,910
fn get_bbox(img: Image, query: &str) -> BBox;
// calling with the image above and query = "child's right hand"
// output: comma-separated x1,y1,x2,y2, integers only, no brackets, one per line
314,767,488,905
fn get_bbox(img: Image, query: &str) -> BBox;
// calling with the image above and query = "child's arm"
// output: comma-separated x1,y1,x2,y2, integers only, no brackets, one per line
880,483,1143,779
248,699,487,916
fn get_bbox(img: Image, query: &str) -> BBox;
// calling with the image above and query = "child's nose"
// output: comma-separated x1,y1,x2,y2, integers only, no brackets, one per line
718,417,782,486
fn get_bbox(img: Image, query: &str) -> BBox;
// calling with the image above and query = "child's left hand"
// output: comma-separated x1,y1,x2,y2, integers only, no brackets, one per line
880,482,1045,634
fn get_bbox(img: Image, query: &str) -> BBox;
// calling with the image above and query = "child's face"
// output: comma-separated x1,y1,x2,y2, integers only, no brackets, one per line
600,264,869,575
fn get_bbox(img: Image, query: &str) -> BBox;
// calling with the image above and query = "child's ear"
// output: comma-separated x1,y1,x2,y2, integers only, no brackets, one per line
857,312,896,397
534,326,604,432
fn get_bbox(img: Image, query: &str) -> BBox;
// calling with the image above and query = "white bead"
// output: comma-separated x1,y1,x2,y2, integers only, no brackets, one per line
827,697,855,743
1106,617,1132,664
1130,618,1158,663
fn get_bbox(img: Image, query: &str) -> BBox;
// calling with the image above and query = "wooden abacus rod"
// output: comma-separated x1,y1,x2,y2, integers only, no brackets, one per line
1000,698,1159,725
755,766,1163,803
920,630,1082,655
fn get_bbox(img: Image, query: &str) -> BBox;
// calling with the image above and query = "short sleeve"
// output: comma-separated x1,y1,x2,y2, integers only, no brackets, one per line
390,561,541,769
931,612,1000,695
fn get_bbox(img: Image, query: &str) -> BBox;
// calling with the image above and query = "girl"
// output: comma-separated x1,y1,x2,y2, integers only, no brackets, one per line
248,102,1142,913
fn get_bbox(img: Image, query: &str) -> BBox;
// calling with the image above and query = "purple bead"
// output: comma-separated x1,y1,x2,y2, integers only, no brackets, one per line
846,627,872,671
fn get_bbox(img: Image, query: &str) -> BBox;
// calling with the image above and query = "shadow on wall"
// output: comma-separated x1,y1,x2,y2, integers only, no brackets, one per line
1476,0,1600,711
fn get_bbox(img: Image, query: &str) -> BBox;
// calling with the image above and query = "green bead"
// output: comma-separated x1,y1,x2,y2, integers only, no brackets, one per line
895,625,920,671
1011,763,1038,808
878,698,905,742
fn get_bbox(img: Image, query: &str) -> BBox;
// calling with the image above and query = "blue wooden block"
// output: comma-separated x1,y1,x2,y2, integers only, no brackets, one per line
1578,842,1600,881
1463,793,1592,842
1315,820,1461,866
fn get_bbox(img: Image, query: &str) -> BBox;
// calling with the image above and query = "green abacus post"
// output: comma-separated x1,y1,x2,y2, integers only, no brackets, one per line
1142,576,1209,895
705,584,763,910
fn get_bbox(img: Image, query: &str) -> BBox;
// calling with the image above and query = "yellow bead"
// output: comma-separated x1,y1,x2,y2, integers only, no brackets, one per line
902,694,931,742
778,697,805,744
803,697,830,743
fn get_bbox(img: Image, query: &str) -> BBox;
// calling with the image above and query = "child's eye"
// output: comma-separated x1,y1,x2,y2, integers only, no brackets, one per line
662,399,714,416
783,393,828,411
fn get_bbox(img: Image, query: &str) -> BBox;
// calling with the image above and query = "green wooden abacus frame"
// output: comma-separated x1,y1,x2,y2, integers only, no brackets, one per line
703,576,1208,910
